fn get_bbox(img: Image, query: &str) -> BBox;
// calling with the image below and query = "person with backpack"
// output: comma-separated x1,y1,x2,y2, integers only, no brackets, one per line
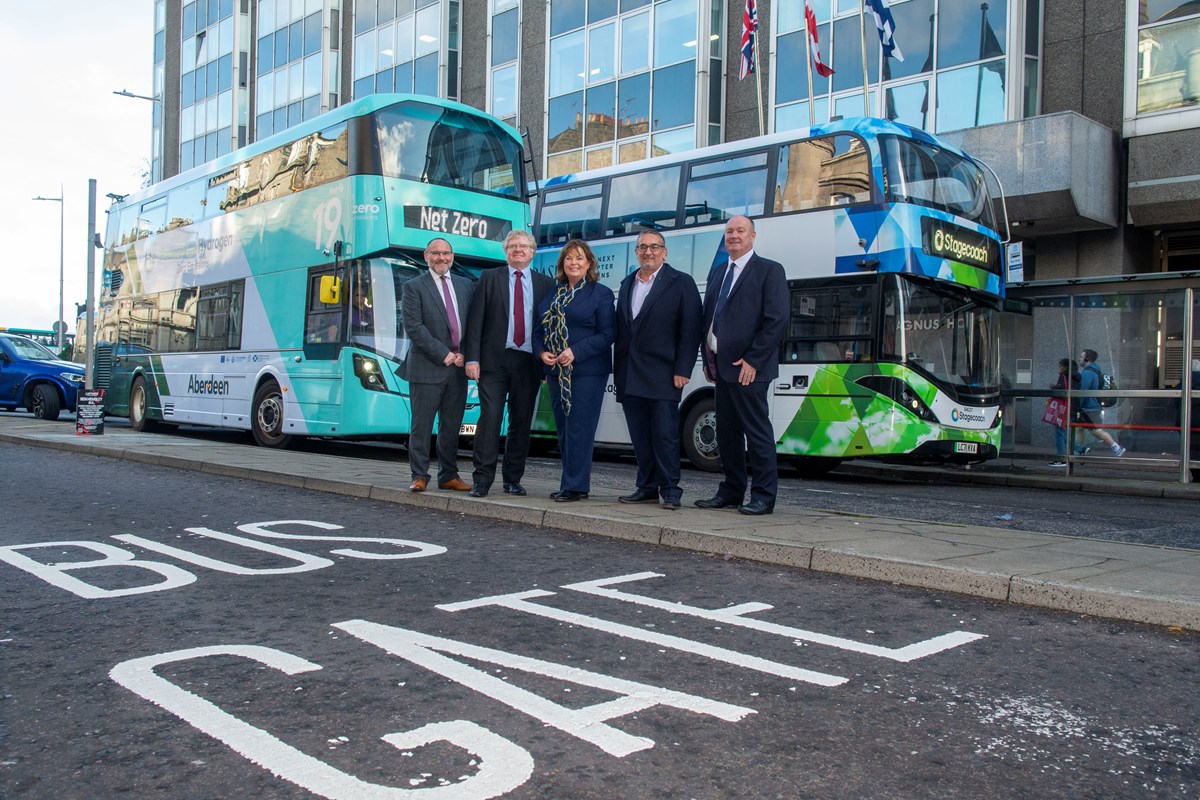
1075,348,1126,457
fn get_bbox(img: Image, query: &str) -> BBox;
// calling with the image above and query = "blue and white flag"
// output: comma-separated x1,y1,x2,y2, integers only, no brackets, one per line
864,0,904,61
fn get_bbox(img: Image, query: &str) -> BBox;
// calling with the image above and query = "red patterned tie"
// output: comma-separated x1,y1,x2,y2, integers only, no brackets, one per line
513,270,525,347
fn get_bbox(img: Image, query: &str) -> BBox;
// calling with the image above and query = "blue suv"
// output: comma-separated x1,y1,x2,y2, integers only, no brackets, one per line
0,333,85,420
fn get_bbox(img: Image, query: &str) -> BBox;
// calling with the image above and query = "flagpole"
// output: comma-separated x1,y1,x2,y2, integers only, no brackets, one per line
974,2,988,126
803,17,816,126
858,0,870,116
755,30,765,136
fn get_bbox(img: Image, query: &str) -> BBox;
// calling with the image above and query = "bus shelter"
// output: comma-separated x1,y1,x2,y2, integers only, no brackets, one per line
1001,274,1199,483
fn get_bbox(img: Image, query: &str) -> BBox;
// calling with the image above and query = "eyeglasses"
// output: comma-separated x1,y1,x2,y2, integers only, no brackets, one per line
505,243,532,251
635,244,665,252
427,250,453,257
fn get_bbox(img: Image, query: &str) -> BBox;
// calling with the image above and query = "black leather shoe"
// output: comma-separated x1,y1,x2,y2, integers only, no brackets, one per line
554,490,588,502
694,496,740,509
468,485,489,498
618,489,659,504
737,499,774,515
503,483,527,496
660,498,681,510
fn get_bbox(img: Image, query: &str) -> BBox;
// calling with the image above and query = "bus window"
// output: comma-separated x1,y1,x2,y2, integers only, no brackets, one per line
167,180,206,229
606,165,681,235
305,270,343,344
196,284,235,351
881,135,994,228
537,183,604,245
139,198,168,238
684,152,768,226
773,135,870,214
782,279,876,364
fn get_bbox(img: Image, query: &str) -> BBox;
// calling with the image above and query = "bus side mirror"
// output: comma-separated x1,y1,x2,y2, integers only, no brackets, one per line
319,275,341,305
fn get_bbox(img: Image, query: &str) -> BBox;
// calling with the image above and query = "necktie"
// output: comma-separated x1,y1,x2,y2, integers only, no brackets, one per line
713,261,735,336
441,275,460,353
512,270,526,347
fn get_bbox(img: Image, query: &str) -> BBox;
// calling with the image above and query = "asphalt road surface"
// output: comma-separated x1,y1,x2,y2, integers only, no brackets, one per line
1,443,1198,799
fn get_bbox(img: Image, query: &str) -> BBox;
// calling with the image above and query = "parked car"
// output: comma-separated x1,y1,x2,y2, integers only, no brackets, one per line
0,332,86,420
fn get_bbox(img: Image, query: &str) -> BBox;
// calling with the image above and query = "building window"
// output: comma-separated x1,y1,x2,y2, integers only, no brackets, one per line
1136,1,1200,115
545,0,704,178
774,0,1019,135
351,0,458,103
180,0,241,170
257,0,334,144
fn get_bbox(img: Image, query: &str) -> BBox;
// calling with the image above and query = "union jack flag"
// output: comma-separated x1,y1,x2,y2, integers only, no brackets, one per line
739,0,758,80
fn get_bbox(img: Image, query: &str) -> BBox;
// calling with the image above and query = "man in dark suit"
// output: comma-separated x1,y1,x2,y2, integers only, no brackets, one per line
695,215,789,515
614,230,703,510
400,238,475,493
462,229,554,497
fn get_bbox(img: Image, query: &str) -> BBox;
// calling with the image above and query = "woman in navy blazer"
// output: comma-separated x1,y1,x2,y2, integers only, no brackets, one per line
533,240,616,501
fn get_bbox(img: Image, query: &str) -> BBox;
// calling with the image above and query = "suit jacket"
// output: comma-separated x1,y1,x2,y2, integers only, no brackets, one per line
462,265,555,372
614,263,703,402
702,253,789,384
533,280,616,379
399,270,474,384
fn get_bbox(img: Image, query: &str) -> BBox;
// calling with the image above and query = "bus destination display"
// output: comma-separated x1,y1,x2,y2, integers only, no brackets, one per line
404,206,512,242
921,218,999,274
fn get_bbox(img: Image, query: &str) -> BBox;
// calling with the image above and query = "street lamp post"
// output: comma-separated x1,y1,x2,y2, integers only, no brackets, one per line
32,187,65,351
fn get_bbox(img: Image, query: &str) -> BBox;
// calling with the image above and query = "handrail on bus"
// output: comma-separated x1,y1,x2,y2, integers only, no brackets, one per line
976,158,1011,245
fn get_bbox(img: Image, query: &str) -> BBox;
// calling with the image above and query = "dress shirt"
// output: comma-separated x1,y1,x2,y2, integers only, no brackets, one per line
708,249,755,353
507,265,534,353
630,267,661,318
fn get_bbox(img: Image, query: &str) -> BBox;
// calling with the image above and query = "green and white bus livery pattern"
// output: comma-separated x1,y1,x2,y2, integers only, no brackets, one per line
530,116,1004,472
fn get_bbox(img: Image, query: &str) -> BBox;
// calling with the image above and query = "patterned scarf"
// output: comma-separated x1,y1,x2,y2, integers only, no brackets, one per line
540,280,583,414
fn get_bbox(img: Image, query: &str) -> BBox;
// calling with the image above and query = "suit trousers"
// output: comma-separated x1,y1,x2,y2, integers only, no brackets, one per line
472,348,542,488
714,375,778,505
620,394,683,502
547,372,606,493
408,374,467,483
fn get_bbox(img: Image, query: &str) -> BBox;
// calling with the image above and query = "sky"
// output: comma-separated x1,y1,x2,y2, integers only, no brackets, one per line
0,3,154,334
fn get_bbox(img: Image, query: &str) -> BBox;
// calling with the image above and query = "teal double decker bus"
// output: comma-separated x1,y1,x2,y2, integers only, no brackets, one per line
532,117,1006,474
95,94,528,447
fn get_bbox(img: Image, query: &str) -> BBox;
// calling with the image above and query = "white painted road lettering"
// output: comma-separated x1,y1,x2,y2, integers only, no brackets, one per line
334,619,754,758
437,589,849,687
110,645,534,799
0,520,445,598
0,540,197,598
561,572,986,661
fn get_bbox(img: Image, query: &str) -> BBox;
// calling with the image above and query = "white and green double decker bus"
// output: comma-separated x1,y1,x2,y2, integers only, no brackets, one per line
532,117,1006,475
95,94,528,447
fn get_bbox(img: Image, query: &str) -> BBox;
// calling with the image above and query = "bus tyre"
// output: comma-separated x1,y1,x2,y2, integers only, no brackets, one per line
128,376,161,432
682,397,721,472
252,381,293,449
30,384,61,421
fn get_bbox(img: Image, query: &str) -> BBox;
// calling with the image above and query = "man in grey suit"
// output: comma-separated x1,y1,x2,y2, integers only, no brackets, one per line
400,238,475,493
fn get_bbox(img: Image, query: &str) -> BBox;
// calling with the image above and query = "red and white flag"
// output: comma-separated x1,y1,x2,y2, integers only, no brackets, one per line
805,0,835,77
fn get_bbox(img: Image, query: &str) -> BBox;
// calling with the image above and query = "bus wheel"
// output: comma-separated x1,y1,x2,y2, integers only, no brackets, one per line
31,384,61,421
252,381,293,449
789,456,842,479
682,397,721,472
129,376,160,432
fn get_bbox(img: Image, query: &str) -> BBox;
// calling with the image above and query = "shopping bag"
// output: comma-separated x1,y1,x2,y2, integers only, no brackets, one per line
1041,397,1067,428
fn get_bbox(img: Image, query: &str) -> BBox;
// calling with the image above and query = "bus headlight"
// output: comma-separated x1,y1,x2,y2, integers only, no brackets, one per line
856,375,938,423
353,353,386,392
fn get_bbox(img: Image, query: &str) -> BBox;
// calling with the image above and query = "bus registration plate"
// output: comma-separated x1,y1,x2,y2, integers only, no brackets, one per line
460,424,477,436
954,442,978,454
